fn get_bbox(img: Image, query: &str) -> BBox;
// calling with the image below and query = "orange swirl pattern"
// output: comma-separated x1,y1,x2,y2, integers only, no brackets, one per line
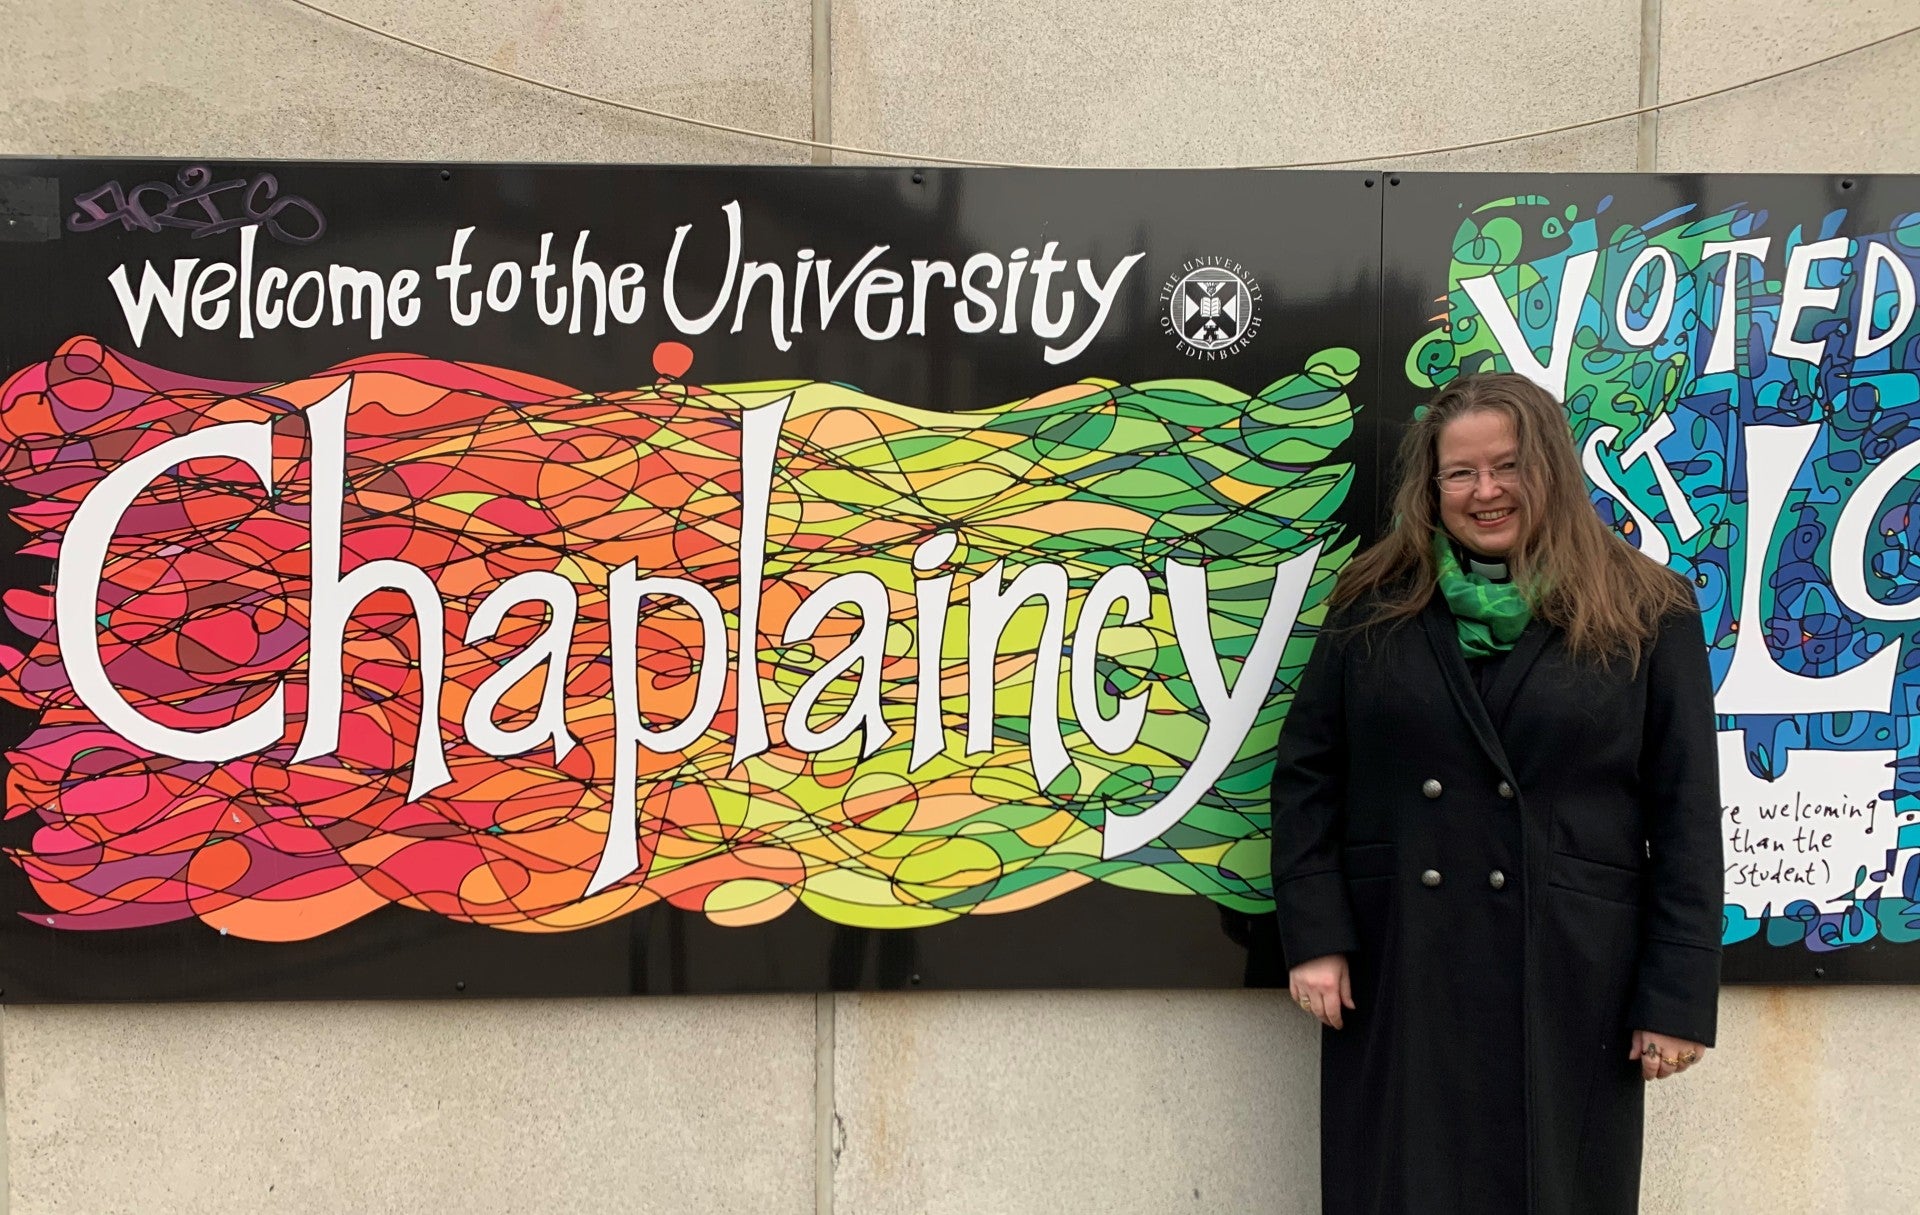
0,337,1357,939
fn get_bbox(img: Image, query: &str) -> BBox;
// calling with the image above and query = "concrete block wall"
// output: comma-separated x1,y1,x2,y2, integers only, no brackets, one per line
1,2,1915,1211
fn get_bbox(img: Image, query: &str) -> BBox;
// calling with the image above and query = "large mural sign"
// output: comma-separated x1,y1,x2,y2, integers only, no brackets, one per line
0,163,1910,999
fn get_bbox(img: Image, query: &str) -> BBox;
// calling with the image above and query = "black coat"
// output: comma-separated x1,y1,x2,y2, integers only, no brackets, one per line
1270,592,1722,1215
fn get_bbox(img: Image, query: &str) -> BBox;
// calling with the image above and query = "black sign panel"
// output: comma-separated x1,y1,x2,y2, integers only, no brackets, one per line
0,161,1913,999
0,161,1381,999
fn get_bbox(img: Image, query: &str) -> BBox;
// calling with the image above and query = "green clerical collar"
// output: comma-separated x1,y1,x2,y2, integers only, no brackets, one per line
1433,532,1531,658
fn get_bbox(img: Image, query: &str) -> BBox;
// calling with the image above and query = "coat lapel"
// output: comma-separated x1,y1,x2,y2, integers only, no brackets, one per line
1418,596,1516,782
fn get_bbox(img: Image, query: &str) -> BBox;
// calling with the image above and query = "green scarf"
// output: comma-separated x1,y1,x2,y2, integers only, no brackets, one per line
1432,531,1532,658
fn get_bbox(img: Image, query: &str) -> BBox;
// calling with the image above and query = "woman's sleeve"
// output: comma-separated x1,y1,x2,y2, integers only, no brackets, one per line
1268,610,1357,970
1631,606,1724,1046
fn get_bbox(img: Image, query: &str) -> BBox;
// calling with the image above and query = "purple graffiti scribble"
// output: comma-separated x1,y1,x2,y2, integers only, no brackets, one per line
66,166,325,246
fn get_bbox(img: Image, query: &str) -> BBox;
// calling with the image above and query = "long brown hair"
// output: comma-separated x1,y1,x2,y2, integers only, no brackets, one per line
1333,372,1694,665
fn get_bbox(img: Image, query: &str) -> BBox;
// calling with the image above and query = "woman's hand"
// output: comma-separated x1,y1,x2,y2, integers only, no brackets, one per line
1631,1029,1708,1080
1288,954,1354,1029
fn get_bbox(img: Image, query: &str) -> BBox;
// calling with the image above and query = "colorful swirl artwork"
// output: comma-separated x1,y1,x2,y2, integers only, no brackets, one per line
1407,193,1920,952
0,337,1357,939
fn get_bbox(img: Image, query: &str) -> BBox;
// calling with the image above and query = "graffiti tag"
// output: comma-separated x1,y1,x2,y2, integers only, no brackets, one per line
67,165,325,246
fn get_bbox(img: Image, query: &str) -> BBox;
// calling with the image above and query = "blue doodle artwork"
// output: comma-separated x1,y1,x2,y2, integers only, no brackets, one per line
1407,191,1920,956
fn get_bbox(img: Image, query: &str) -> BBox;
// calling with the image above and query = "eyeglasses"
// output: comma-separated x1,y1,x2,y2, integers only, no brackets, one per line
1434,462,1522,494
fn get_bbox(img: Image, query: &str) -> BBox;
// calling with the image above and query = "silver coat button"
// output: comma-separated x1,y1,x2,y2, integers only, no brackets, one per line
1489,869,1507,890
1497,781,1514,799
1420,869,1442,888
1421,779,1443,799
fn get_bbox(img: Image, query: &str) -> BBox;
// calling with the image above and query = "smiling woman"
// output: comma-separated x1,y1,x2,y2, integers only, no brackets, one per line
1270,372,1724,1215
1435,409,1524,557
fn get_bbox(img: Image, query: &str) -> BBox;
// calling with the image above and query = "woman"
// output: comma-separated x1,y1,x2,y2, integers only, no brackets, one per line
1269,373,1722,1215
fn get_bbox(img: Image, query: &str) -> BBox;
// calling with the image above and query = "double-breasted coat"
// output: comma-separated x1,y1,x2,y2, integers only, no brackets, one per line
1269,591,1723,1215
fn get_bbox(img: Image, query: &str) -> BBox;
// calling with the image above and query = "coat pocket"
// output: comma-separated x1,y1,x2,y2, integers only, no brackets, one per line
1339,843,1397,973
1548,851,1643,906
1340,841,1396,881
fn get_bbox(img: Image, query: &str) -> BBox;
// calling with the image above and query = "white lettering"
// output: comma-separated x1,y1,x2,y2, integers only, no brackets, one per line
909,259,957,336
910,532,958,772
731,261,792,352
56,421,284,759
954,253,1002,334
1046,254,1145,365
1773,237,1849,364
965,560,1070,787
1720,424,1898,711
568,229,607,337
1460,249,1599,400
107,259,198,347
663,201,744,335
1701,238,1772,375
730,393,791,766
189,261,235,332
592,562,729,895
290,379,453,801
328,265,388,341
856,268,905,341
436,226,482,326
1857,241,1917,360
1614,245,1677,348
1102,544,1319,857
781,571,894,755
1071,563,1151,755
462,570,579,762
